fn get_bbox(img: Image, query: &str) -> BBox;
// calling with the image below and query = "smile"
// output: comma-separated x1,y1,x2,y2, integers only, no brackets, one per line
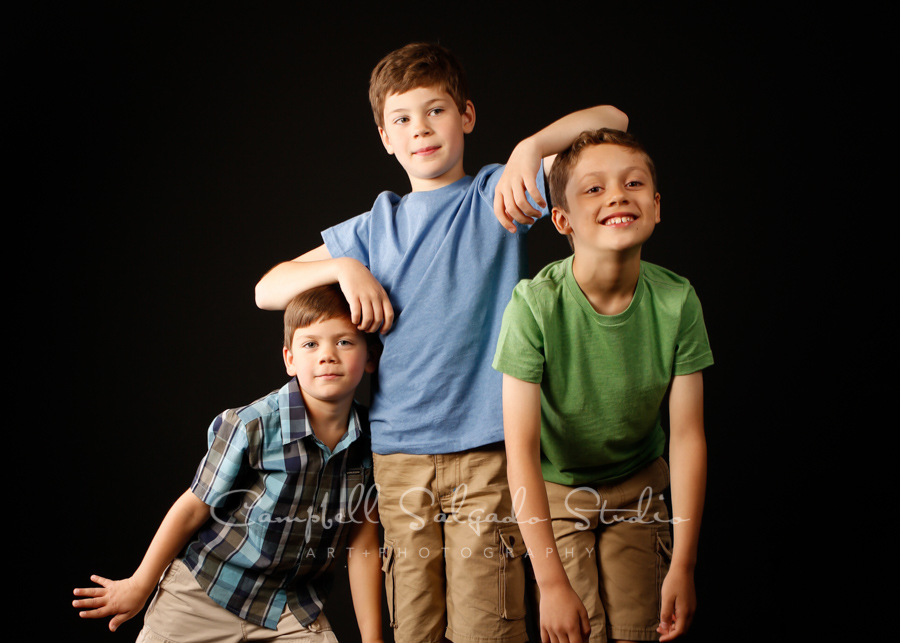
601,215,636,226
413,146,440,156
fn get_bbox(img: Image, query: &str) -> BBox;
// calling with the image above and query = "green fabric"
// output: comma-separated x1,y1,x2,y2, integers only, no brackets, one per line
493,256,713,485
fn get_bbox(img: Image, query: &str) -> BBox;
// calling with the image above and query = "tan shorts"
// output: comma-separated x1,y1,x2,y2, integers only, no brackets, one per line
541,457,673,642
136,559,338,643
374,444,528,643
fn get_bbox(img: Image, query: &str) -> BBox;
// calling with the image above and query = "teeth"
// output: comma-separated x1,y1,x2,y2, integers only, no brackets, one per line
604,216,634,226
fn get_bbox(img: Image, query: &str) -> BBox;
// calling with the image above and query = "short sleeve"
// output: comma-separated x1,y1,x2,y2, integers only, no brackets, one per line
191,409,250,507
492,280,546,383
673,286,714,376
322,212,372,266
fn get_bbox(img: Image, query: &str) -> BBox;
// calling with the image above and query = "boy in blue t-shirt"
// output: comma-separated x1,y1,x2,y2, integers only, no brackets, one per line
493,129,713,642
255,42,627,643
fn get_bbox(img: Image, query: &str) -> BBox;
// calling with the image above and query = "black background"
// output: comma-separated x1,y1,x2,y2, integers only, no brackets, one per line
24,3,848,640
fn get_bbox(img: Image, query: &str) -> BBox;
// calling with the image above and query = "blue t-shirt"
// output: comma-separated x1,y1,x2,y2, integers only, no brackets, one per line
323,164,546,454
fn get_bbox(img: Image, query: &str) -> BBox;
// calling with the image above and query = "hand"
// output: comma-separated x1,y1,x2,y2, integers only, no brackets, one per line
493,137,546,233
539,583,591,643
72,574,153,632
336,258,394,334
657,566,696,641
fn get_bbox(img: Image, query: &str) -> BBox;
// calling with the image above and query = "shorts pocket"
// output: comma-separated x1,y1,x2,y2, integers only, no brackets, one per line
498,526,527,620
381,540,396,627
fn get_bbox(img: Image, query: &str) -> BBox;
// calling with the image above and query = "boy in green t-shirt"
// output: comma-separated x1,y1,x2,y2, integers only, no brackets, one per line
493,129,713,642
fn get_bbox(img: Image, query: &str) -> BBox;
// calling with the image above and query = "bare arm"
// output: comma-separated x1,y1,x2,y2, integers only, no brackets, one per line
494,105,629,231
255,244,394,333
72,489,211,632
657,371,706,641
347,508,383,643
503,375,590,643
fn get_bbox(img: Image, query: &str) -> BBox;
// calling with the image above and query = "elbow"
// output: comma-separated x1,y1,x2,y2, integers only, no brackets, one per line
604,105,628,132
254,284,272,310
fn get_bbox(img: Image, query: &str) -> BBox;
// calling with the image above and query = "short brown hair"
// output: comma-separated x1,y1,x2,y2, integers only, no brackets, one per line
549,129,658,213
369,42,470,129
283,284,354,349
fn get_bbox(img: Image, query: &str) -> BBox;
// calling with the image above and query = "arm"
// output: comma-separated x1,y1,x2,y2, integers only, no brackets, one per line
347,508,383,643
255,244,394,333
72,489,211,632
503,375,590,643
493,105,629,232
657,371,707,641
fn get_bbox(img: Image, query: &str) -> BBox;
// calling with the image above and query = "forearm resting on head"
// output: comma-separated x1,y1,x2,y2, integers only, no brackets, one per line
494,105,628,230
72,489,211,632
503,375,591,642
255,244,393,333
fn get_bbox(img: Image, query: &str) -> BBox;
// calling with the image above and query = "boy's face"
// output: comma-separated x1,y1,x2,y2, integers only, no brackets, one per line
378,85,475,192
552,144,661,255
282,316,375,407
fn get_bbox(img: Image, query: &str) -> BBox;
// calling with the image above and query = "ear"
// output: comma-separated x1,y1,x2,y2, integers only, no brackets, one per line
653,192,661,223
378,126,395,155
461,100,476,134
283,346,298,376
551,207,572,236
365,347,377,374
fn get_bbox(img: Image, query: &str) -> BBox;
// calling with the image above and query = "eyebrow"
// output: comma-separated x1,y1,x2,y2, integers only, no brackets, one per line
386,97,449,116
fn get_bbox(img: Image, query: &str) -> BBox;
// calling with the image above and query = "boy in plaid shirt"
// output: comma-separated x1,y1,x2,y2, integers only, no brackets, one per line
73,285,383,643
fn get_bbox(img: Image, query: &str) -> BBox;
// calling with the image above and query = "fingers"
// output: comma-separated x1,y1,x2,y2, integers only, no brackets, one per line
353,295,394,333
493,193,517,233
495,182,543,229
380,304,394,334
579,606,591,642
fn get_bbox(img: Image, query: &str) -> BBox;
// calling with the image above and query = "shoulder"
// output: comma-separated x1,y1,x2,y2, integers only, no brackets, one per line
641,261,696,300
518,257,571,302
230,386,282,426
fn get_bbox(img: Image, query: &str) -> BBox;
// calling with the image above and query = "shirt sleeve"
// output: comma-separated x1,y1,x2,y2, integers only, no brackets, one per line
321,211,372,266
492,280,546,383
673,286,714,376
191,409,250,507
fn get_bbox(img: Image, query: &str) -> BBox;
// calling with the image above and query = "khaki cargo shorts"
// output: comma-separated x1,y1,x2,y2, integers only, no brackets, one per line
374,443,528,643
540,457,673,642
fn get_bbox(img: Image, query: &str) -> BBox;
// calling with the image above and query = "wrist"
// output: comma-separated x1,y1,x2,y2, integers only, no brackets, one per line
515,135,543,160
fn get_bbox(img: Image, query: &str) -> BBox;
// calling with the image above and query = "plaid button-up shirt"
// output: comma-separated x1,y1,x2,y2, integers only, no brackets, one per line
182,377,374,630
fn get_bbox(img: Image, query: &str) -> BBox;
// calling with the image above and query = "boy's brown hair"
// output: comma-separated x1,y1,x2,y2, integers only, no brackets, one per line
283,284,355,349
369,42,470,129
549,129,658,213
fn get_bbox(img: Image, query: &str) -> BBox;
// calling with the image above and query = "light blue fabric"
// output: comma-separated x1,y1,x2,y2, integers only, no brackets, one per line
323,164,547,454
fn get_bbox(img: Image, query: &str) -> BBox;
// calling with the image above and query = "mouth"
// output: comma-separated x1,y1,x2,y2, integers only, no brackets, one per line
413,146,440,156
316,373,342,380
600,214,638,226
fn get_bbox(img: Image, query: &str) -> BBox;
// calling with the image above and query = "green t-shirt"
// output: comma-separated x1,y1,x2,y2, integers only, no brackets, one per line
492,257,713,485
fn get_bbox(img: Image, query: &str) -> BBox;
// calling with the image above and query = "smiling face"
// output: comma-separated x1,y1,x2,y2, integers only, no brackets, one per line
378,85,475,192
552,143,661,256
283,316,375,409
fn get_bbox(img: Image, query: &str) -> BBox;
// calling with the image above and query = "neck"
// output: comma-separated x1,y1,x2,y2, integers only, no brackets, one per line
571,247,642,316
299,390,353,451
408,164,466,192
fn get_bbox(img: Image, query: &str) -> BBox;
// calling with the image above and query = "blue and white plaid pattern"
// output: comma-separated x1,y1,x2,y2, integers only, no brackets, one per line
182,378,372,630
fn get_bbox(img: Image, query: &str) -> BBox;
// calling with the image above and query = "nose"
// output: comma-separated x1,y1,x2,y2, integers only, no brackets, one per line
413,116,432,137
607,188,629,207
319,347,337,363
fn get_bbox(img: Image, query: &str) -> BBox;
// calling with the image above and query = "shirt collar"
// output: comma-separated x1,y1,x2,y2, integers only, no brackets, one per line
277,377,361,447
